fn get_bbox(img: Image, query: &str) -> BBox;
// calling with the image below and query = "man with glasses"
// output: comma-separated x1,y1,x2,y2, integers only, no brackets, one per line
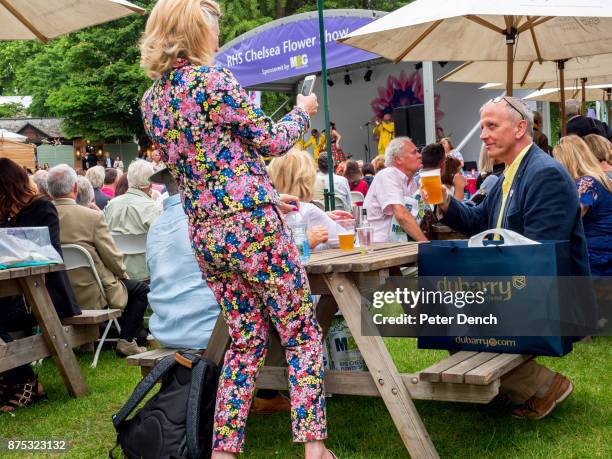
434,96,590,419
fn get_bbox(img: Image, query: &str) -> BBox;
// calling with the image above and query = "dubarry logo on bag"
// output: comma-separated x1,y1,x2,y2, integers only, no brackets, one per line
512,275,526,290
435,276,528,301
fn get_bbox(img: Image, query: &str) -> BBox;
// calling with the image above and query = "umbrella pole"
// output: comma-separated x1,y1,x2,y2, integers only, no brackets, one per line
505,22,516,97
506,41,514,97
607,89,612,126
317,0,334,211
558,60,567,137
581,78,587,116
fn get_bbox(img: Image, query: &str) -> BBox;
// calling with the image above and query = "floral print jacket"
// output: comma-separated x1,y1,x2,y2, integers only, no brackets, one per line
141,59,309,221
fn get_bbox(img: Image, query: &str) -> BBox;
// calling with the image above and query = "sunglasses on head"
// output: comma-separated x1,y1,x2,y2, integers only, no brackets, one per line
491,96,526,121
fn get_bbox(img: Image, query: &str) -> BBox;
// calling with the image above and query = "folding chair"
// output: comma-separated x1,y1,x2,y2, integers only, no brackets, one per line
312,200,325,210
333,196,347,211
110,233,147,256
350,191,365,205
61,244,121,368
111,233,150,286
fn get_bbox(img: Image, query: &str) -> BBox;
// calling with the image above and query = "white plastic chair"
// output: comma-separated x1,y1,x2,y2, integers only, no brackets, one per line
110,233,147,256
333,196,347,211
350,191,365,205
61,243,121,368
312,200,325,210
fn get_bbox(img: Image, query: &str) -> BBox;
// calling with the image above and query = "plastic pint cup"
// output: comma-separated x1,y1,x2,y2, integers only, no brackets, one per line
357,225,374,255
420,168,444,205
337,219,355,251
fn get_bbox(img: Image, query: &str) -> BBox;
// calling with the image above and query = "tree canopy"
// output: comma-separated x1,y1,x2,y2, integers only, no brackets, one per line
0,0,410,143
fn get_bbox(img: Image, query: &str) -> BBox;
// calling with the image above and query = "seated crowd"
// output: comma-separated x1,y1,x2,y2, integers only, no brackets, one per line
0,97,610,421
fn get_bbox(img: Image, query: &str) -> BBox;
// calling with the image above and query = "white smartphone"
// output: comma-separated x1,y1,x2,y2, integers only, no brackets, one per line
301,75,316,96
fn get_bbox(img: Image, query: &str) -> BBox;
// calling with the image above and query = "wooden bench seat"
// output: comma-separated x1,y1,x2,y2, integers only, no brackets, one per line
126,347,530,405
0,325,98,373
61,309,122,325
127,348,204,375
420,351,533,385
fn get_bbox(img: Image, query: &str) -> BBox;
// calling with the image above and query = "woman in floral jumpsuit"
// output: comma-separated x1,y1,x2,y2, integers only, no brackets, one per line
140,1,332,458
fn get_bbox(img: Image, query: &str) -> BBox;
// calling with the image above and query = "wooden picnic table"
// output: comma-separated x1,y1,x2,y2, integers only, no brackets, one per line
0,264,89,397
132,241,531,458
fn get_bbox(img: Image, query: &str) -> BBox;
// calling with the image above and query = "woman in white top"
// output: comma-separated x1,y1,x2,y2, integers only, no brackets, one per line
268,148,342,251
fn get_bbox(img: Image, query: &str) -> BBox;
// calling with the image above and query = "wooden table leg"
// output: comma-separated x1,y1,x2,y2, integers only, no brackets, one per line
323,273,439,459
18,275,88,397
204,313,230,367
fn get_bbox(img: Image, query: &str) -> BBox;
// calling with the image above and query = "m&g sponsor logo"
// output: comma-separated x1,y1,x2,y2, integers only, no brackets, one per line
289,54,308,69
455,336,517,348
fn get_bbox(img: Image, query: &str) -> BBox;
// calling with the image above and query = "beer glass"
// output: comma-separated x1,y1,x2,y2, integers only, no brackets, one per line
357,225,374,255
337,219,355,251
420,168,444,205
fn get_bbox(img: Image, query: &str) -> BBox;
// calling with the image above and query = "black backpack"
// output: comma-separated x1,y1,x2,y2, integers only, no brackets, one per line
110,352,219,459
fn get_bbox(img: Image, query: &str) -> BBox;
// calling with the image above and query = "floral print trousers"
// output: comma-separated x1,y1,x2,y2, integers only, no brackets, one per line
190,205,327,453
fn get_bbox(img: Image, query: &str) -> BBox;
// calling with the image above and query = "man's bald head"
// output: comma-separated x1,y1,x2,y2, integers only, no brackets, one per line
480,97,534,136
479,97,534,165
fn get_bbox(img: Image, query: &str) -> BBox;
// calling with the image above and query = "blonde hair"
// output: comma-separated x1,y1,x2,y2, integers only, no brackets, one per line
371,155,386,173
140,0,221,80
553,135,612,192
583,134,612,165
477,143,493,174
86,165,105,189
267,148,316,202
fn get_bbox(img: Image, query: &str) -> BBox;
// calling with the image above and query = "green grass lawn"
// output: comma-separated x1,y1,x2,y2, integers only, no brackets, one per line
0,337,610,458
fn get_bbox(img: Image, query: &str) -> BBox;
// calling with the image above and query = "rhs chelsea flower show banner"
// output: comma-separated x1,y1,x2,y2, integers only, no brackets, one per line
216,11,383,88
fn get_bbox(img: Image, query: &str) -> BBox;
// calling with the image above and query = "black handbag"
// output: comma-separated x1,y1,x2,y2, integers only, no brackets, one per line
110,352,219,459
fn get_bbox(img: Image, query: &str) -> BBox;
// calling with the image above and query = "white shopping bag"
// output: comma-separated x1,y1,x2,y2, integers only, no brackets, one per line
467,228,540,248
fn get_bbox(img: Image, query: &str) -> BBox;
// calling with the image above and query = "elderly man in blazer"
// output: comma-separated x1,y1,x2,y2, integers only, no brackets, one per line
436,97,590,420
47,164,149,357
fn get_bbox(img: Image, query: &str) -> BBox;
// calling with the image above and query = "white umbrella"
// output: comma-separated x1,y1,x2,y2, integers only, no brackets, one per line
340,0,612,100
438,54,612,116
440,54,612,90
479,77,612,90
0,0,145,43
0,128,27,142
524,84,612,102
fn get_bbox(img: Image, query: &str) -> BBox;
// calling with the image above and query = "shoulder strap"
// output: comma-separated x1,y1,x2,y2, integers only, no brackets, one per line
185,357,208,459
111,354,177,429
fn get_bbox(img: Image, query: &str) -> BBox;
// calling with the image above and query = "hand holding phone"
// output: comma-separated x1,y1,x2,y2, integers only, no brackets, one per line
301,75,316,96
297,93,318,116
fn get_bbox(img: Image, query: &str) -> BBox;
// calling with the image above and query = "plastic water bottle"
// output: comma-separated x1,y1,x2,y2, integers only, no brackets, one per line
285,211,310,263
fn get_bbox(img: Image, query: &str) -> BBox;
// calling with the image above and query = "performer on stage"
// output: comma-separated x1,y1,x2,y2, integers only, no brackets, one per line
373,112,395,156
303,128,322,160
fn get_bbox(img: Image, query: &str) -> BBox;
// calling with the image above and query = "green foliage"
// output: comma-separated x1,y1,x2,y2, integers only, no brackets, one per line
0,101,27,118
0,0,411,141
0,339,609,458
0,1,153,142
550,102,560,146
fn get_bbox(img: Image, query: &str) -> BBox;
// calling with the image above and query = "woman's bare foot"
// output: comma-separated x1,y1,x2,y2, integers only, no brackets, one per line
211,452,236,459
304,440,335,459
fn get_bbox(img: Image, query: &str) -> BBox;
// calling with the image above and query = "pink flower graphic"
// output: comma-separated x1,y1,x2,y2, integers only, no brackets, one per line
370,70,444,127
